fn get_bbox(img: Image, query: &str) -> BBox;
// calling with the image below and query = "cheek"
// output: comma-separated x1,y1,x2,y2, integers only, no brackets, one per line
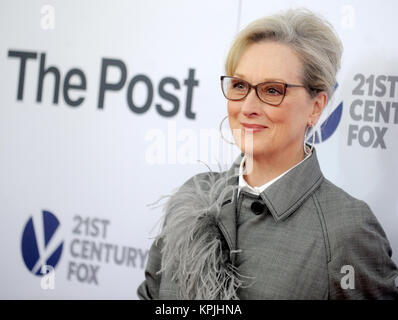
227,101,240,115
278,113,310,146
271,98,309,124
227,101,240,126
266,104,306,139
265,108,293,132
266,108,286,124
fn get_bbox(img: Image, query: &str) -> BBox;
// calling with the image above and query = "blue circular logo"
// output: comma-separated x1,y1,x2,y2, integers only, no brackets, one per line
21,210,64,276
307,83,343,144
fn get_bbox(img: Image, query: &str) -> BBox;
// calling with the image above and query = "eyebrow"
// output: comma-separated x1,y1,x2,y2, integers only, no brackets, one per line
233,73,286,83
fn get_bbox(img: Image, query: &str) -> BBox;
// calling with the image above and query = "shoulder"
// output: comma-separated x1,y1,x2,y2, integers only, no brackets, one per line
161,168,238,227
314,178,390,255
316,182,398,299
314,178,379,228
173,154,242,195
175,171,223,193
162,170,230,221
315,178,368,210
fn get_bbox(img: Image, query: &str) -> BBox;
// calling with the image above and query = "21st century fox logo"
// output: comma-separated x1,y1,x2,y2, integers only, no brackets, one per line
307,76,398,149
21,210,148,290
21,210,63,290
347,74,398,149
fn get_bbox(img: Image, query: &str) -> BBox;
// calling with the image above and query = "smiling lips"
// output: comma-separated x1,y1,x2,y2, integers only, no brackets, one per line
241,122,268,132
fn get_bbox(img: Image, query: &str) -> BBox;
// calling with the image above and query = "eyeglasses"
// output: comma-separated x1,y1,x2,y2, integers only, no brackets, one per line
220,76,307,106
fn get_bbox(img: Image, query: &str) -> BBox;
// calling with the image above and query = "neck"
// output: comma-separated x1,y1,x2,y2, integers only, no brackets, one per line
243,144,306,187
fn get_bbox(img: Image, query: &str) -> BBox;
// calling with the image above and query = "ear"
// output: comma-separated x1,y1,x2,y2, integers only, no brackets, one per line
308,91,327,126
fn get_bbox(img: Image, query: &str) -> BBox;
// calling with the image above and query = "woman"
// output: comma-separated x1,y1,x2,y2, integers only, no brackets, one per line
137,8,398,299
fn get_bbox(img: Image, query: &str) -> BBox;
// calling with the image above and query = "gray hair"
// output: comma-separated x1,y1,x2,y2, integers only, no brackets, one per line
225,8,343,100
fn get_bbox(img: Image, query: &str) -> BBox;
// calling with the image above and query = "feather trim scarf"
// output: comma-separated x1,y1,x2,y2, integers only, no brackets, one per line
155,170,243,300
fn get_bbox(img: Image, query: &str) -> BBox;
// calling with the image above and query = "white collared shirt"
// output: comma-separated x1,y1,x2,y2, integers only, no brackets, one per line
238,151,312,197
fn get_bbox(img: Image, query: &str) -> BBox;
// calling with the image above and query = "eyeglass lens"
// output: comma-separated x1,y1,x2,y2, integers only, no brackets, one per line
222,77,286,105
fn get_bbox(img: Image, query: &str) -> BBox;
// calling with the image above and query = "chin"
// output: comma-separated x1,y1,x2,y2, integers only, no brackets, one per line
233,131,271,156
235,141,269,158
241,147,269,158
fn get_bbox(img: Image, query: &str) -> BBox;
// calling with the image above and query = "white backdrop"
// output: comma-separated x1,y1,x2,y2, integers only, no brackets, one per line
0,0,397,299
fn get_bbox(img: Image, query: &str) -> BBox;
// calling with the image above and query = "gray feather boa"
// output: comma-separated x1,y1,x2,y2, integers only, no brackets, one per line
155,170,243,300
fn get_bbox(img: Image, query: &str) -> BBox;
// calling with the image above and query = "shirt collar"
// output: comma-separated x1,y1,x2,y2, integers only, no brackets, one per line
238,151,312,197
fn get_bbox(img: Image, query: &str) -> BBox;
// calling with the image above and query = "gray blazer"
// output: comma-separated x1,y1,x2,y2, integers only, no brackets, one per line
137,149,398,299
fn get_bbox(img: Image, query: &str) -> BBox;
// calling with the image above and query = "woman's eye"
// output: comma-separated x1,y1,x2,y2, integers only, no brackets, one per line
232,82,246,90
264,86,282,95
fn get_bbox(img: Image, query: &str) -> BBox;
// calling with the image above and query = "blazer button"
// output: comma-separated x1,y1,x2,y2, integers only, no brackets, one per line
251,201,265,215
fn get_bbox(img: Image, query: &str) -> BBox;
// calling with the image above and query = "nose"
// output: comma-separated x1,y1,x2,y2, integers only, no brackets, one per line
241,88,264,118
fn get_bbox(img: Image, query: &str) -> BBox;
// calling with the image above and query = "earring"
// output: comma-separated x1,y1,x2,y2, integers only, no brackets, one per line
304,122,315,155
219,115,235,145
